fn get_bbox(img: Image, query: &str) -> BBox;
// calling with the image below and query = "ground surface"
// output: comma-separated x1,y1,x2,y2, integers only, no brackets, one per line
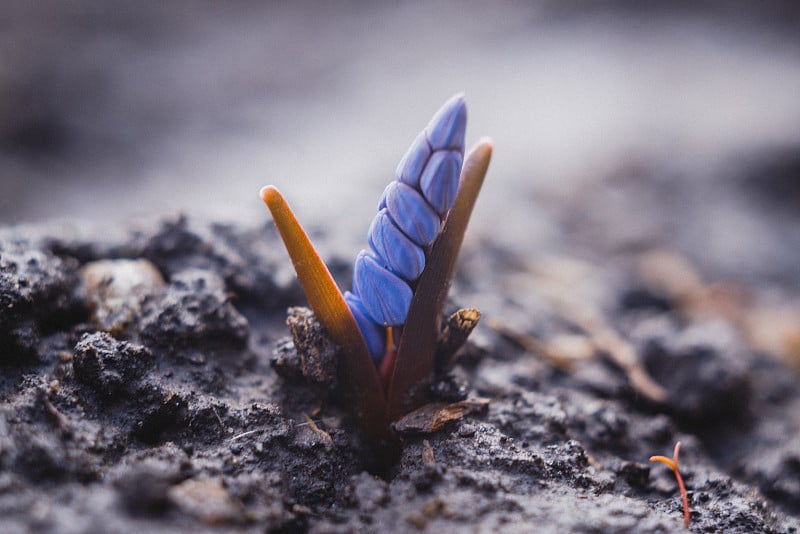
1,209,799,533
2,2,800,533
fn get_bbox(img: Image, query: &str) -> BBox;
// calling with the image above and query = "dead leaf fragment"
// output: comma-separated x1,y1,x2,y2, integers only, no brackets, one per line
392,398,489,435
487,318,594,371
744,305,800,367
638,249,703,302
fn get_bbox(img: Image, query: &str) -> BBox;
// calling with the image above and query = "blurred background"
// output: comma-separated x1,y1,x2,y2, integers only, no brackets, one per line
1,1,799,284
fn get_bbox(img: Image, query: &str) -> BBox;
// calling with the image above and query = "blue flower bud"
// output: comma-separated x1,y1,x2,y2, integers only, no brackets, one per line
425,94,467,152
368,208,426,282
395,131,432,189
348,94,470,354
383,182,441,247
344,291,385,360
354,251,413,326
419,149,462,215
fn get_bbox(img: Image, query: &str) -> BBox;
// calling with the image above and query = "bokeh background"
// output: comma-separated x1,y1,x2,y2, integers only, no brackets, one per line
2,1,799,283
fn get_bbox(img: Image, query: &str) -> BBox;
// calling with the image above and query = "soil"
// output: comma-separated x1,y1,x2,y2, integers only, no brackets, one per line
2,3,800,532
1,209,799,533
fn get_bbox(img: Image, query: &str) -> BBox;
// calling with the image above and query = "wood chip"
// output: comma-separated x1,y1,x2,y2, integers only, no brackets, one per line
286,307,338,387
437,307,481,371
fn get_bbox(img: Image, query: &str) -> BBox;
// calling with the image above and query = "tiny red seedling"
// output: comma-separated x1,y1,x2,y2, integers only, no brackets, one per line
650,441,690,527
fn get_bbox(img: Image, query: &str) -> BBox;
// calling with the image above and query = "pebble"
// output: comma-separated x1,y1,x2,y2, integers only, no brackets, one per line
79,259,164,336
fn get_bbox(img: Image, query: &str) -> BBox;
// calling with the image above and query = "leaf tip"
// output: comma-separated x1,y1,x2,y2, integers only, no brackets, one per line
473,137,494,159
260,185,280,206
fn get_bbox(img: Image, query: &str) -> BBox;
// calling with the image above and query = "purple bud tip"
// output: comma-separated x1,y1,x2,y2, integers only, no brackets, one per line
425,93,467,152
354,251,413,326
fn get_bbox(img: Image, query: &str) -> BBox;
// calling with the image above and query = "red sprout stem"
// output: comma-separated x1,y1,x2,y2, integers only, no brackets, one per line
650,441,690,527
672,442,690,527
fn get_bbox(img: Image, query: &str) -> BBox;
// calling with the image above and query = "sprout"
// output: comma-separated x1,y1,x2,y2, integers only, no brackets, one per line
261,95,492,439
650,441,691,527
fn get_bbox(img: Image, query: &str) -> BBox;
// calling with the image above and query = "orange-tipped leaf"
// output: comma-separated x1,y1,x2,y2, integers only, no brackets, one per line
260,186,387,437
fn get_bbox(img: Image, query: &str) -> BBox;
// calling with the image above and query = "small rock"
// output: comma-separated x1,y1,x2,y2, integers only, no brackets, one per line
458,423,477,437
79,259,164,336
168,478,243,524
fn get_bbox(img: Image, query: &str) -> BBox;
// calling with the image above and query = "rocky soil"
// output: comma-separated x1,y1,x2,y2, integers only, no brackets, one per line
2,2,800,532
1,212,798,533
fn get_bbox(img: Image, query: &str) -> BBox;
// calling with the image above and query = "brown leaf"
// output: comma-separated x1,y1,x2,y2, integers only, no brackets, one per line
387,140,492,421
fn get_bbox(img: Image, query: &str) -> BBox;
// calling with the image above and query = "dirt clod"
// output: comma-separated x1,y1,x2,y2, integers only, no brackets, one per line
634,317,751,422
1,241,79,361
139,268,249,355
73,331,154,398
